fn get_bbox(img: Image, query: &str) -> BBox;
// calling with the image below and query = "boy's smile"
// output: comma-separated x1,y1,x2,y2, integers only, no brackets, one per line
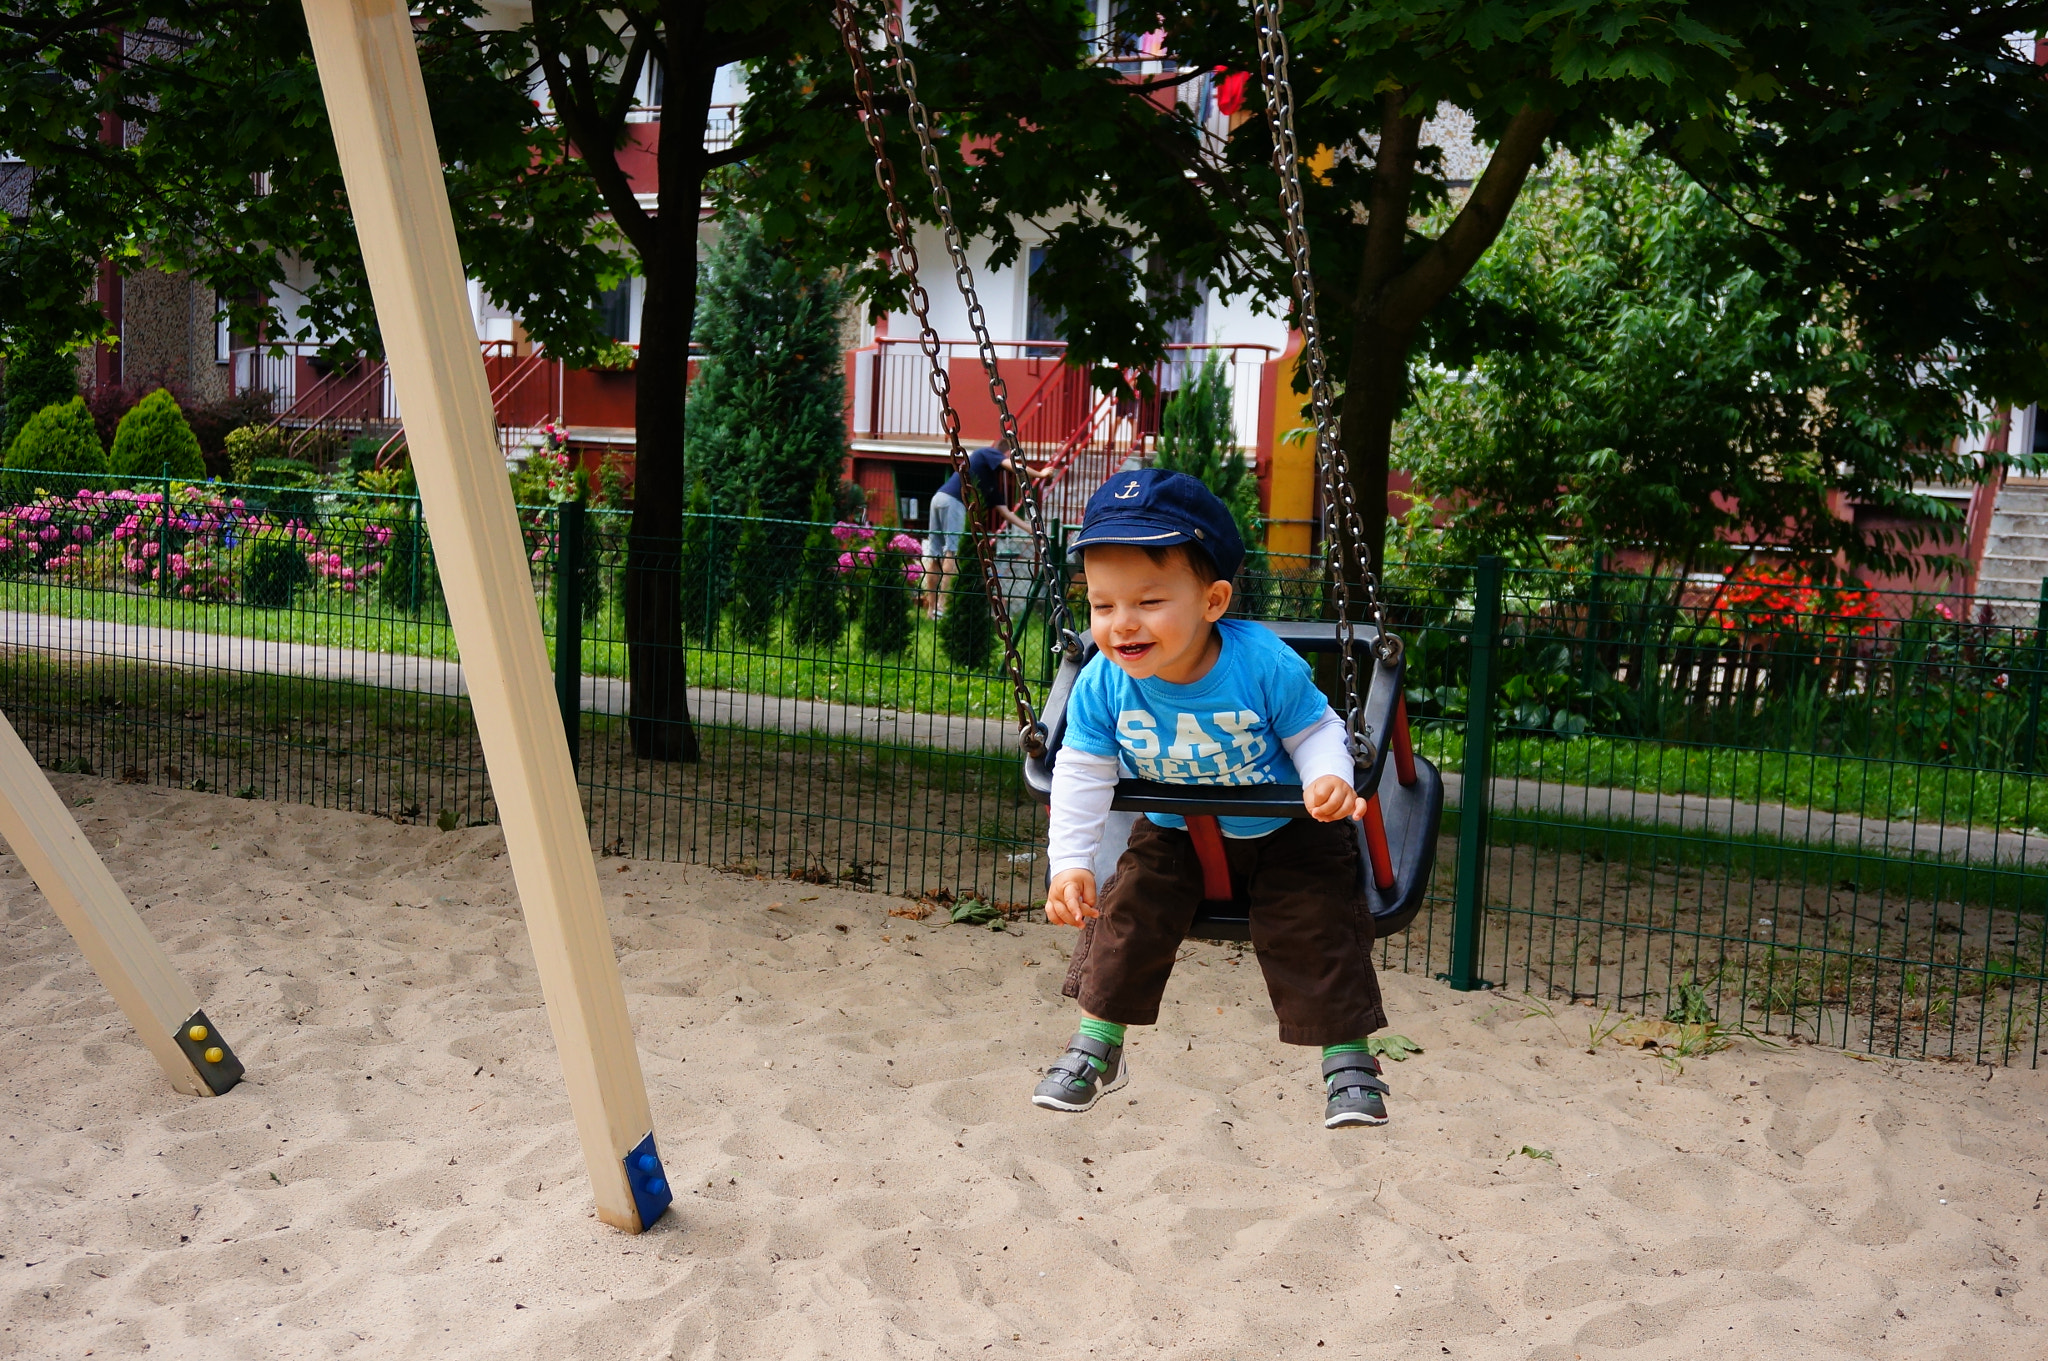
1083,544,1234,687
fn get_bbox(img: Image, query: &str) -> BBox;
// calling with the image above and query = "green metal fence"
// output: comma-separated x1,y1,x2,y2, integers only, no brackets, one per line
2,471,2042,1064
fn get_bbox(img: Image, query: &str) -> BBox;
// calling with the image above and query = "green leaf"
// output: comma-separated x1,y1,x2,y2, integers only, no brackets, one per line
950,897,1002,926
1366,1034,1423,1061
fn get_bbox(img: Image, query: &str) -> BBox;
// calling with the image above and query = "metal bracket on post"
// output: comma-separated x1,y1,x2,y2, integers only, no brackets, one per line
1441,554,1500,992
0,708,229,1097
554,501,584,772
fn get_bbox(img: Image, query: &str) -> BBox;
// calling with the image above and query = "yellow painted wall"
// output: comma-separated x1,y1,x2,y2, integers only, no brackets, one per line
1265,330,1314,563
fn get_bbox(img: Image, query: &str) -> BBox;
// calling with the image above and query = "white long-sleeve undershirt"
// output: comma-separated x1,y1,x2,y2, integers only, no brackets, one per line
1045,705,1355,879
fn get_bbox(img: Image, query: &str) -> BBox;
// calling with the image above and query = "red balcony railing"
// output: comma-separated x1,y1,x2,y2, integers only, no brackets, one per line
848,338,1274,524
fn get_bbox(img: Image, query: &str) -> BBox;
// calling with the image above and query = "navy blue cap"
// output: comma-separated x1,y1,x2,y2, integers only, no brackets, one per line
1070,468,1244,580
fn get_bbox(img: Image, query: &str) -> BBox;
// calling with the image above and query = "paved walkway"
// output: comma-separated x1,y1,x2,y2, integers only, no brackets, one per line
0,609,1015,753
1444,772,2047,870
7,608,2042,868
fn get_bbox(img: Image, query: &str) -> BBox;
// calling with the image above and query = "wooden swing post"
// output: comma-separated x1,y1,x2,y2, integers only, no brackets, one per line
299,0,665,1232
0,710,223,1097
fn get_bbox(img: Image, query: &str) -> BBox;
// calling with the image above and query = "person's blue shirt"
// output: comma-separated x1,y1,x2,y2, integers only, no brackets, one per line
1060,618,1331,837
937,447,1005,510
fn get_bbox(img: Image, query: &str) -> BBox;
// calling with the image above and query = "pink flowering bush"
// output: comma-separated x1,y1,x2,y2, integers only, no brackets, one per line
0,480,399,604
830,521,923,656
830,522,924,586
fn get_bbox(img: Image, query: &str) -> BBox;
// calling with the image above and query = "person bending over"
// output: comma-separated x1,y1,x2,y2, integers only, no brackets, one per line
1032,468,1393,1129
922,445,1046,616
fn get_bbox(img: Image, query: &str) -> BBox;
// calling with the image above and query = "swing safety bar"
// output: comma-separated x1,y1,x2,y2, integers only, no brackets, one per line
1023,619,1443,940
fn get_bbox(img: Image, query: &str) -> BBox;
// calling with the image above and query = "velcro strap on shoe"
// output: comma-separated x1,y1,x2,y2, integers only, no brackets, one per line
1067,1032,1116,1063
1328,1069,1390,1097
1047,1033,1113,1081
1322,1052,1388,1095
1321,1051,1383,1081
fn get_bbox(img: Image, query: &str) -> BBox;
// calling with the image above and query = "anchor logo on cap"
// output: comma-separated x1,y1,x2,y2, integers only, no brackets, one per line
1113,479,1141,499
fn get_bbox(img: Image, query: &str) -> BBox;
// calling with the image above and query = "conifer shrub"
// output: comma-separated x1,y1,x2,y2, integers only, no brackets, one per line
378,506,440,612
686,218,848,521
109,388,207,485
787,477,845,649
860,529,920,657
2,340,81,456
1157,354,1268,614
940,526,997,672
678,478,722,646
243,531,311,608
725,495,779,644
2,397,108,503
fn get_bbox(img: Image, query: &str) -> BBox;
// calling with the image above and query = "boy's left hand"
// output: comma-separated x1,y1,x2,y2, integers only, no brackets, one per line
1303,774,1367,822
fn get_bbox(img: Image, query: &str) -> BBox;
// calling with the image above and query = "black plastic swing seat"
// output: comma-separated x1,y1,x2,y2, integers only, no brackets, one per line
1023,619,1444,941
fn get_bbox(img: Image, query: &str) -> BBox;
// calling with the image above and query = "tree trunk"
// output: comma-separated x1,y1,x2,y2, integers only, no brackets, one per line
622,25,711,763
1336,319,1411,591
624,256,700,761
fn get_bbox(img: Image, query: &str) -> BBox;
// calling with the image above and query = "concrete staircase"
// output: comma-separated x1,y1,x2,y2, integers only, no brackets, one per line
1977,480,2048,622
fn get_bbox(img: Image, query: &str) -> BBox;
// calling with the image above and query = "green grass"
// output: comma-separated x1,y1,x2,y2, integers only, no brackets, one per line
1414,725,2048,835
13,574,2048,833
1,577,462,662
1481,809,2048,914
3,573,1060,719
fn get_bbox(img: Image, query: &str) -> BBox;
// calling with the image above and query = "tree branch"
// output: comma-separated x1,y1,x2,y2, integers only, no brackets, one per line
702,128,785,172
1357,88,1421,304
529,8,653,256
1379,102,1554,334
604,25,652,130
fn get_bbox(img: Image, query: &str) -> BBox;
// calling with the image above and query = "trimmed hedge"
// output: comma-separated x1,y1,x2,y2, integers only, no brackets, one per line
2,397,108,503
109,388,205,484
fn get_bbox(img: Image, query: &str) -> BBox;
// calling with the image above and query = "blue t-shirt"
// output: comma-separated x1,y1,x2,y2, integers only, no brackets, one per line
937,447,1005,509
1062,618,1331,837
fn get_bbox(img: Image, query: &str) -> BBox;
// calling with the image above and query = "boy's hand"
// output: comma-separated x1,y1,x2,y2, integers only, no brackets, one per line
1046,869,1099,926
1303,774,1367,823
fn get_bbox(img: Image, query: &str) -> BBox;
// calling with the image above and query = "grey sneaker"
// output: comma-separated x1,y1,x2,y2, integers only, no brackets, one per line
1322,1051,1389,1128
1031,1032,1129,1112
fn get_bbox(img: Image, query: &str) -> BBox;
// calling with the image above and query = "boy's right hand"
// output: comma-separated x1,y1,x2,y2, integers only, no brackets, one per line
1046,869,1098,927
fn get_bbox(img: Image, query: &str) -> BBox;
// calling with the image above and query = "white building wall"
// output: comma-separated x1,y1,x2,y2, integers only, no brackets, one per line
873,223,1289,355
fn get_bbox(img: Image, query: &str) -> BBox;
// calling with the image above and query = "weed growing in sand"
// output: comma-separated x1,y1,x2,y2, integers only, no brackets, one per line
1516,1146,1554,1162
1587,1006,1626,1052
1664,970,1717,1025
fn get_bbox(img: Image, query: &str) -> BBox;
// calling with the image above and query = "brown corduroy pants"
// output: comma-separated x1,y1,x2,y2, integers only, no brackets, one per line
1061,815,1388,1046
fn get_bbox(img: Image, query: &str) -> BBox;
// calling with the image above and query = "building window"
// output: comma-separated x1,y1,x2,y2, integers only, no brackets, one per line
598,280,635,342
1025,246,1062,357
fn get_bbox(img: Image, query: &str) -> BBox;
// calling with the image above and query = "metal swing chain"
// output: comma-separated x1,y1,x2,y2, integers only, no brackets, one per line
1250,0,1386,761
878,14,1077,655
832,0,1049,756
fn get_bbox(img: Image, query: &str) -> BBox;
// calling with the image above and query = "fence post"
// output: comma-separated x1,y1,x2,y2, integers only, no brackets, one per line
408,501,425,612
554,501,584,772
157,461,173,598
2022,575,2048,772
1582,551,1605,696
1444,554,1500,992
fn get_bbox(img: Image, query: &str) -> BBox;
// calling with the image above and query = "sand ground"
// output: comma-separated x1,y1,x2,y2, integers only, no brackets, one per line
3,778,2045,1360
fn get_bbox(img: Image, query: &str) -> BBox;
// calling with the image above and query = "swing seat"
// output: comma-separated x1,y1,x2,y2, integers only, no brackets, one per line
1023,620,1443,941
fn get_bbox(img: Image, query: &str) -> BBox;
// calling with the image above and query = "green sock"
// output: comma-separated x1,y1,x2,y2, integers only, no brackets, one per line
1322,1039,1371,1079
1076,1017,1127,1073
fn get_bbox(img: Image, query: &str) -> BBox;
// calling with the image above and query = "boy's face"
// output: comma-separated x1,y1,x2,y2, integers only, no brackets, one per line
1083,544,1234,686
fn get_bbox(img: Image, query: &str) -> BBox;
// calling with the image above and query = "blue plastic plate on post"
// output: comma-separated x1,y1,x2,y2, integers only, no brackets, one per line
622,1131,672,1231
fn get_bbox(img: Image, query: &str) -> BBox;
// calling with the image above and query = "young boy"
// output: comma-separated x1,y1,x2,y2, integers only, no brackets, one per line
1032,468,1393,1129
